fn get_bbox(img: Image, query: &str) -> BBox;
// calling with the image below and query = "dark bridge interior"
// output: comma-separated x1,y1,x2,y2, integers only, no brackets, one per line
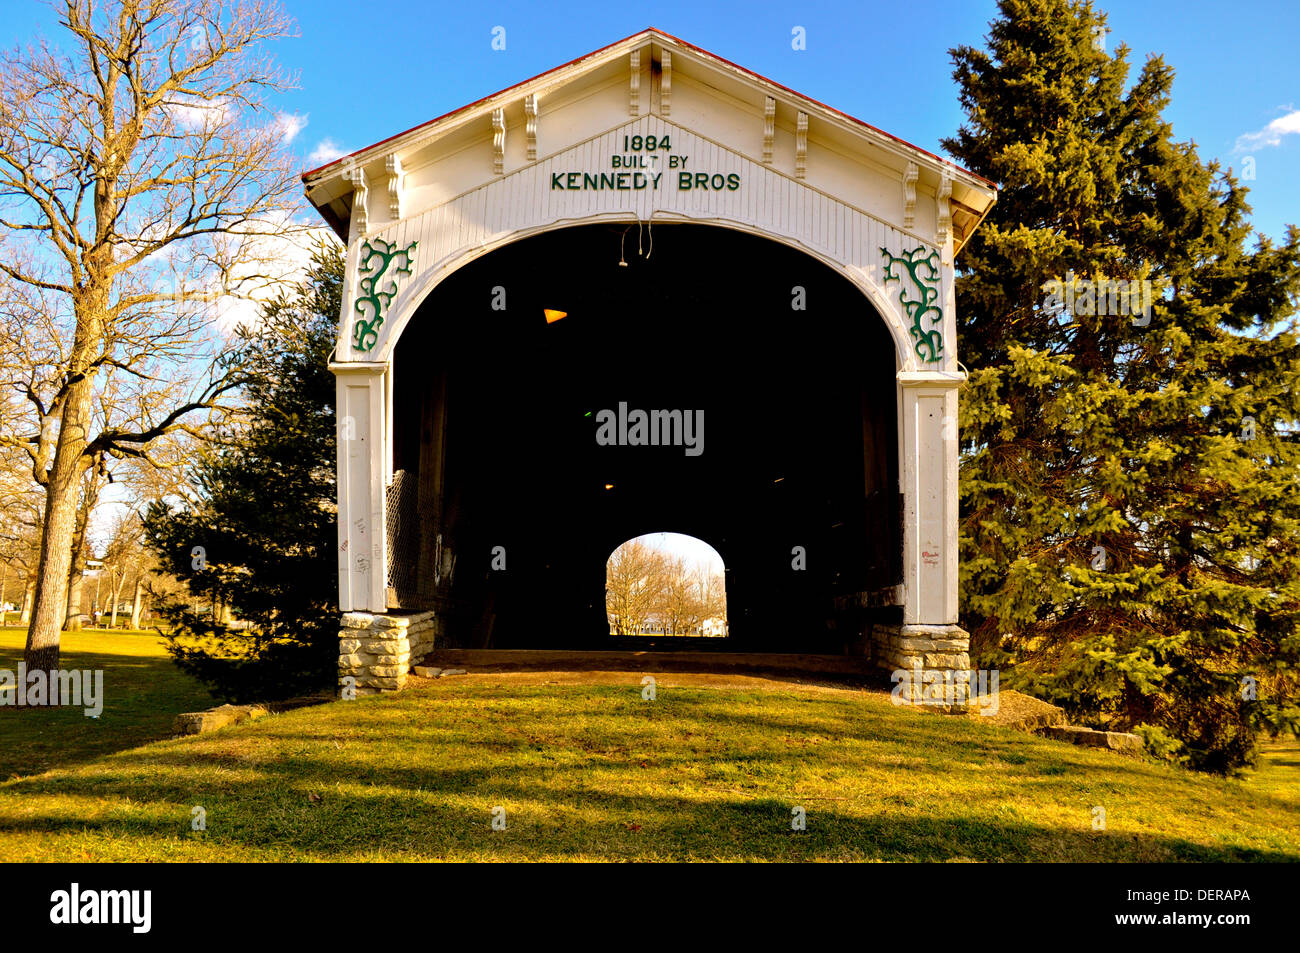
389,223,901,651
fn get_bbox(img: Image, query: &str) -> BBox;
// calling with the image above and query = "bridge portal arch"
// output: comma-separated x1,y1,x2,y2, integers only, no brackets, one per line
310,28,996,693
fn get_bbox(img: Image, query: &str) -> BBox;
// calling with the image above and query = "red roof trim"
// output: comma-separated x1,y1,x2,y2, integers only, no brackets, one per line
655,29,995,189
302,27,996,191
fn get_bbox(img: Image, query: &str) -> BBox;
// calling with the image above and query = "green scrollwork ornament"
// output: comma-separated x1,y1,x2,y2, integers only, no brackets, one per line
352,237,419,352
880,245,943,363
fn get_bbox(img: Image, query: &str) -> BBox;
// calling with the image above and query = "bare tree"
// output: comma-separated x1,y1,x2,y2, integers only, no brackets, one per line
99,508,144,628
606,539,667,636
695,568,726,635
0,444,41,623
0,0,299,669
61,463,109,630
659,555,699,635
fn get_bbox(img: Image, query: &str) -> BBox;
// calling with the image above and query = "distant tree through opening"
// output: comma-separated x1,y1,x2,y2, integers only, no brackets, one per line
606,533,727,638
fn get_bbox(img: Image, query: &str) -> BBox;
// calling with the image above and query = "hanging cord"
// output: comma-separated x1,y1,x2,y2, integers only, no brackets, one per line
620,217,655,264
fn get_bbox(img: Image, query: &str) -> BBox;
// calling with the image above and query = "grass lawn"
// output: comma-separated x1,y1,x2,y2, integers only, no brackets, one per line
0,664,1296,862
0,626,215,779
1252,737,1300,810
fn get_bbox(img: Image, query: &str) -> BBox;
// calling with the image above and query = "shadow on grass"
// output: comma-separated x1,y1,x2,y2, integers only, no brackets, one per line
3,686,1298,861
3,762,1292,862
0,644,219,779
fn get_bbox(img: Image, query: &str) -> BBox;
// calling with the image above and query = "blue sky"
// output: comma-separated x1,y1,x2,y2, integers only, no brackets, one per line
4,1,1293,561
5,1,1296,240
629,532,726,576
288,0,1294,243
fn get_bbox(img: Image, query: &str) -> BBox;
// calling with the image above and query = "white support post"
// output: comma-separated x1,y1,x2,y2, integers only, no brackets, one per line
897,370,961,626
332,361,390,612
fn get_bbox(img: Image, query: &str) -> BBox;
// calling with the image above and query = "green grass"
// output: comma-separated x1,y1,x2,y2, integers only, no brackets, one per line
1252,738,1300,810
0,626,215,779
1,663,1297,861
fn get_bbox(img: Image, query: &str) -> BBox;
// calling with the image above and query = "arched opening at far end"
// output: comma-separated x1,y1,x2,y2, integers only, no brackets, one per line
606,533,728,640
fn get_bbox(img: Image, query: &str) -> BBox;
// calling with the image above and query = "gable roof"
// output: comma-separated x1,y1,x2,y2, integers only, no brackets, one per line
303,27,996,246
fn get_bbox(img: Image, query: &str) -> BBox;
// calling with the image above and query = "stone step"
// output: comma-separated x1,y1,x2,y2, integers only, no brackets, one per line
173,703,270,736
411,666,467,678
1042,724,1145,757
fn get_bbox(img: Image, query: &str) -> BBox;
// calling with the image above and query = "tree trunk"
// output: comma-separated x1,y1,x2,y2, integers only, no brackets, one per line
109,568,127,629
24,301,100,669
129,577,144,630
64,569,84,631
19,577,35,624
27,467,87,667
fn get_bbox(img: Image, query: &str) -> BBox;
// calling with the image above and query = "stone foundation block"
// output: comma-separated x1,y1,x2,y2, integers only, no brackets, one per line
361,639,408,655
337,611,437,696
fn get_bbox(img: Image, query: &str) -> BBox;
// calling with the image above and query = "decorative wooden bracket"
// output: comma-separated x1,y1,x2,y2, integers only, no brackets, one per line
352,238,418,353
524,94,538,161
660,50,671,116
795,111,808,179
491,108,505,174
763,96,775,164
902,161,919,230
342,163,368,236
936,174,952,246
881,245,943,363
385,155,403,220
630,49,641,116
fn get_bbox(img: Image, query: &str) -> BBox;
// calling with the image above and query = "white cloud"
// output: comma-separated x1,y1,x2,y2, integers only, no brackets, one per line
207,216,339,335
164,94,233,131
1234,108,1300,152
306,137,346,167
274,112,308,145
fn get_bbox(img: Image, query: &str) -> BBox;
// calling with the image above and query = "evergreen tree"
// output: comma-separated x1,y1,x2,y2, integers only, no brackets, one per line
945,0,1300,772
144,241,343,702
